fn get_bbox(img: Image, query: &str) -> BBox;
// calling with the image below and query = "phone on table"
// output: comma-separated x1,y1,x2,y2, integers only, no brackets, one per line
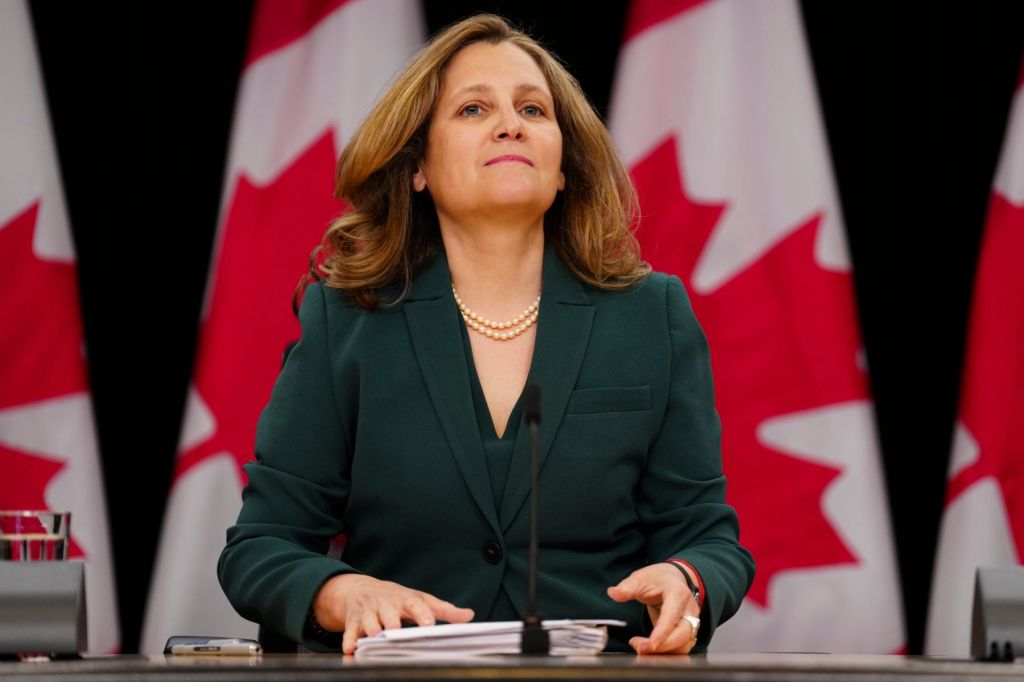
164,636,261,656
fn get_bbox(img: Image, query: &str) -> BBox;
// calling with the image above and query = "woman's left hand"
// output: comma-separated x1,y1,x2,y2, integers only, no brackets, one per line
607,563,701,655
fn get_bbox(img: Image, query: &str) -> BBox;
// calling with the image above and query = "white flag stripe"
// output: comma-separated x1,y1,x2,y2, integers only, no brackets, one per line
947,421,981,482
995,87,1024,203
0,395,120,654
926,477,1019,656
609,0,848,296
0,0,119,653
0,0,73,259
141,455,252,654
224,0,417,188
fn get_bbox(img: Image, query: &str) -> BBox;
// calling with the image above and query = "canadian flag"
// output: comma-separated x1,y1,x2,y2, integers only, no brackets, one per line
926,59,1024,657
140,0,424,653
609,0,904,652
0,0,119,653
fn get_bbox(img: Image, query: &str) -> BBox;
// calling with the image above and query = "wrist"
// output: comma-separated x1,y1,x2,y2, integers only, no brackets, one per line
307,607,334,639
664,559,705,609
313,573,362,632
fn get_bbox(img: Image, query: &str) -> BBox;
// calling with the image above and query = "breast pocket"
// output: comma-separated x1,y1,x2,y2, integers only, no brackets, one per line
547,385,652,543
564,385,652,415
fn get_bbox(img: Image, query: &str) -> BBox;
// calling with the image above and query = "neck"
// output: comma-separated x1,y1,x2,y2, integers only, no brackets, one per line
440,219,544,319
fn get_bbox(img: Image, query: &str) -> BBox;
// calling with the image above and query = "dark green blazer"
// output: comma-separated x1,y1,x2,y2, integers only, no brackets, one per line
218,243,754,652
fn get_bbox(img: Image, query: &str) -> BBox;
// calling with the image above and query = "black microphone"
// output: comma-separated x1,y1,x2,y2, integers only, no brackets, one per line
521,384,549,655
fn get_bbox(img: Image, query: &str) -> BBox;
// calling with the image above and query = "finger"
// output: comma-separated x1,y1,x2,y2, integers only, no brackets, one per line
378,601,402,631
611,577,668,605
403,596,437,627
648,593,684,650
607,575,639,600
648,620,695,654
341,613,363,655
607,586,631,602
630,635,652,655
421,593,475,623
361,608,383,638
608,582,644,603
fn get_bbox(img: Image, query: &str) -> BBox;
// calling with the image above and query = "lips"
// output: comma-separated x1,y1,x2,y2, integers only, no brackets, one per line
485,155,533,166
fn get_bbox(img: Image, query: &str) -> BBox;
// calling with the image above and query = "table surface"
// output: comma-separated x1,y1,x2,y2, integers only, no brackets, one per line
3,653,1024,682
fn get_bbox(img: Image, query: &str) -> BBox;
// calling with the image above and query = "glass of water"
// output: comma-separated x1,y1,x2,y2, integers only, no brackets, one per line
0,510,70,561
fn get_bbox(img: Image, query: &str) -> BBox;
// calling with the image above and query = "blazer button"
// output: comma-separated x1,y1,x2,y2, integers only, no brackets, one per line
482,540,503,564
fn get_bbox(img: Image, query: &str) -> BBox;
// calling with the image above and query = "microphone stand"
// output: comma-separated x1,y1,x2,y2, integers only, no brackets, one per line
521,384,549,655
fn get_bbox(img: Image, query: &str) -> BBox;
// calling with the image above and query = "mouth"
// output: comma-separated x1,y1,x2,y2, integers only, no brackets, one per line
485,155,534,167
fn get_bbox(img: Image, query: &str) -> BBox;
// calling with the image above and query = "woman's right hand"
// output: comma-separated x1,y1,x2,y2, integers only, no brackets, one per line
312,573,475,654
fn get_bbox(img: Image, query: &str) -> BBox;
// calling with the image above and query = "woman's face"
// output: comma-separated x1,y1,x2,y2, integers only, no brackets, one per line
412,41,565,226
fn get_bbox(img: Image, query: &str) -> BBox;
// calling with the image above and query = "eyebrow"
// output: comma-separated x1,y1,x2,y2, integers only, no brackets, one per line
447,83,552,102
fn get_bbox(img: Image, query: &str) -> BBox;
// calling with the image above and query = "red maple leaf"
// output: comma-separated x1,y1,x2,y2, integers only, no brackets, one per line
632,137,867,606
0,202,88,408
0,445,63,510
0,445,85,558
0,201,89,559
946,193,1024,554
175,131,344,480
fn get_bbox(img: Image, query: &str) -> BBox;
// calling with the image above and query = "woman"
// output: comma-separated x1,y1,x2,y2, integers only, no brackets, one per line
218,14,754,656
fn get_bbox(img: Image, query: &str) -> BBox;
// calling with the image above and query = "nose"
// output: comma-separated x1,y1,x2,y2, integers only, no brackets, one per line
494,105,524,140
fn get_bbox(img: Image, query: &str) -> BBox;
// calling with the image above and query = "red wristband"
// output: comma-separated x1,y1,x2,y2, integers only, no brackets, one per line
666,558,705,609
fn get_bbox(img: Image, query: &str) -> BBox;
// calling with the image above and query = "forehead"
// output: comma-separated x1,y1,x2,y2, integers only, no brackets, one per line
440,41,552,100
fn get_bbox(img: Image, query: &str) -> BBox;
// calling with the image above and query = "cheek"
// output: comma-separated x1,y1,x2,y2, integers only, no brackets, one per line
547,132,564,167
426,139,471,185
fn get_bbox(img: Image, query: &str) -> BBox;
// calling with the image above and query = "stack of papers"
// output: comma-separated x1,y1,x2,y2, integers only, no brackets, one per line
355,619,625,658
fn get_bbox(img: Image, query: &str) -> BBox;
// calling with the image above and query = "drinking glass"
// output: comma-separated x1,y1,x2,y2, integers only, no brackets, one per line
0,510,70,561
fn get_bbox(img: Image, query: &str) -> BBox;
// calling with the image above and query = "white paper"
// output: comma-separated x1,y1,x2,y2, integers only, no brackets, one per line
354,619,625,658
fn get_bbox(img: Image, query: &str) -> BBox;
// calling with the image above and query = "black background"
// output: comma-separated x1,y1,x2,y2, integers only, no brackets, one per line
25,0,1024,654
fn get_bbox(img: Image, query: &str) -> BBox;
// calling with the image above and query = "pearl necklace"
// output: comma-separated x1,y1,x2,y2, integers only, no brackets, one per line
452,284,540,341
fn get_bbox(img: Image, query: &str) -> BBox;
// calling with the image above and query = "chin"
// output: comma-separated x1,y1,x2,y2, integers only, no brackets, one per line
482,200,554,221
483,189,559,213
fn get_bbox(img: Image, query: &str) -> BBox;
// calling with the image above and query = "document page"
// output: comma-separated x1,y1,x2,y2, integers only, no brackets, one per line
354,619,626,658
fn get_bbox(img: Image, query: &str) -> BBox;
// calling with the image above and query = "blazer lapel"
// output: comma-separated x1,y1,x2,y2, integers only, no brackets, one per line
498,244,594,532
403,249,501,537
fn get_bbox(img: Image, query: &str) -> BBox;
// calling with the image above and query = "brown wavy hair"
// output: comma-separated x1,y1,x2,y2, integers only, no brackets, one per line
296,13,650,312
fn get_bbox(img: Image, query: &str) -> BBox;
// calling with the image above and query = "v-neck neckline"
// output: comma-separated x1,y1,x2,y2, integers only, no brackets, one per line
458,311,524,442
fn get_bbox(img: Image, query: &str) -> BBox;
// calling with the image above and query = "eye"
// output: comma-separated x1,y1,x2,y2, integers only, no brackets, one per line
459,103,483,117
521,104,543,117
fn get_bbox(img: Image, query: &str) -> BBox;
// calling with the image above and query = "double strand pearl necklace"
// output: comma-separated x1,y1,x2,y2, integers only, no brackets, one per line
452,283,540,341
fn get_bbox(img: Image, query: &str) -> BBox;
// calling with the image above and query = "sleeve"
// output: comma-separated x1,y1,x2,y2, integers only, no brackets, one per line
217,281,357,651
637,274,756,650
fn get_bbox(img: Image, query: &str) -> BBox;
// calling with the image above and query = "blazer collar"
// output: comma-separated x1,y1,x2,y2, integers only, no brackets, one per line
401,248,449,301
402,241,594,535
498,245,593,531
